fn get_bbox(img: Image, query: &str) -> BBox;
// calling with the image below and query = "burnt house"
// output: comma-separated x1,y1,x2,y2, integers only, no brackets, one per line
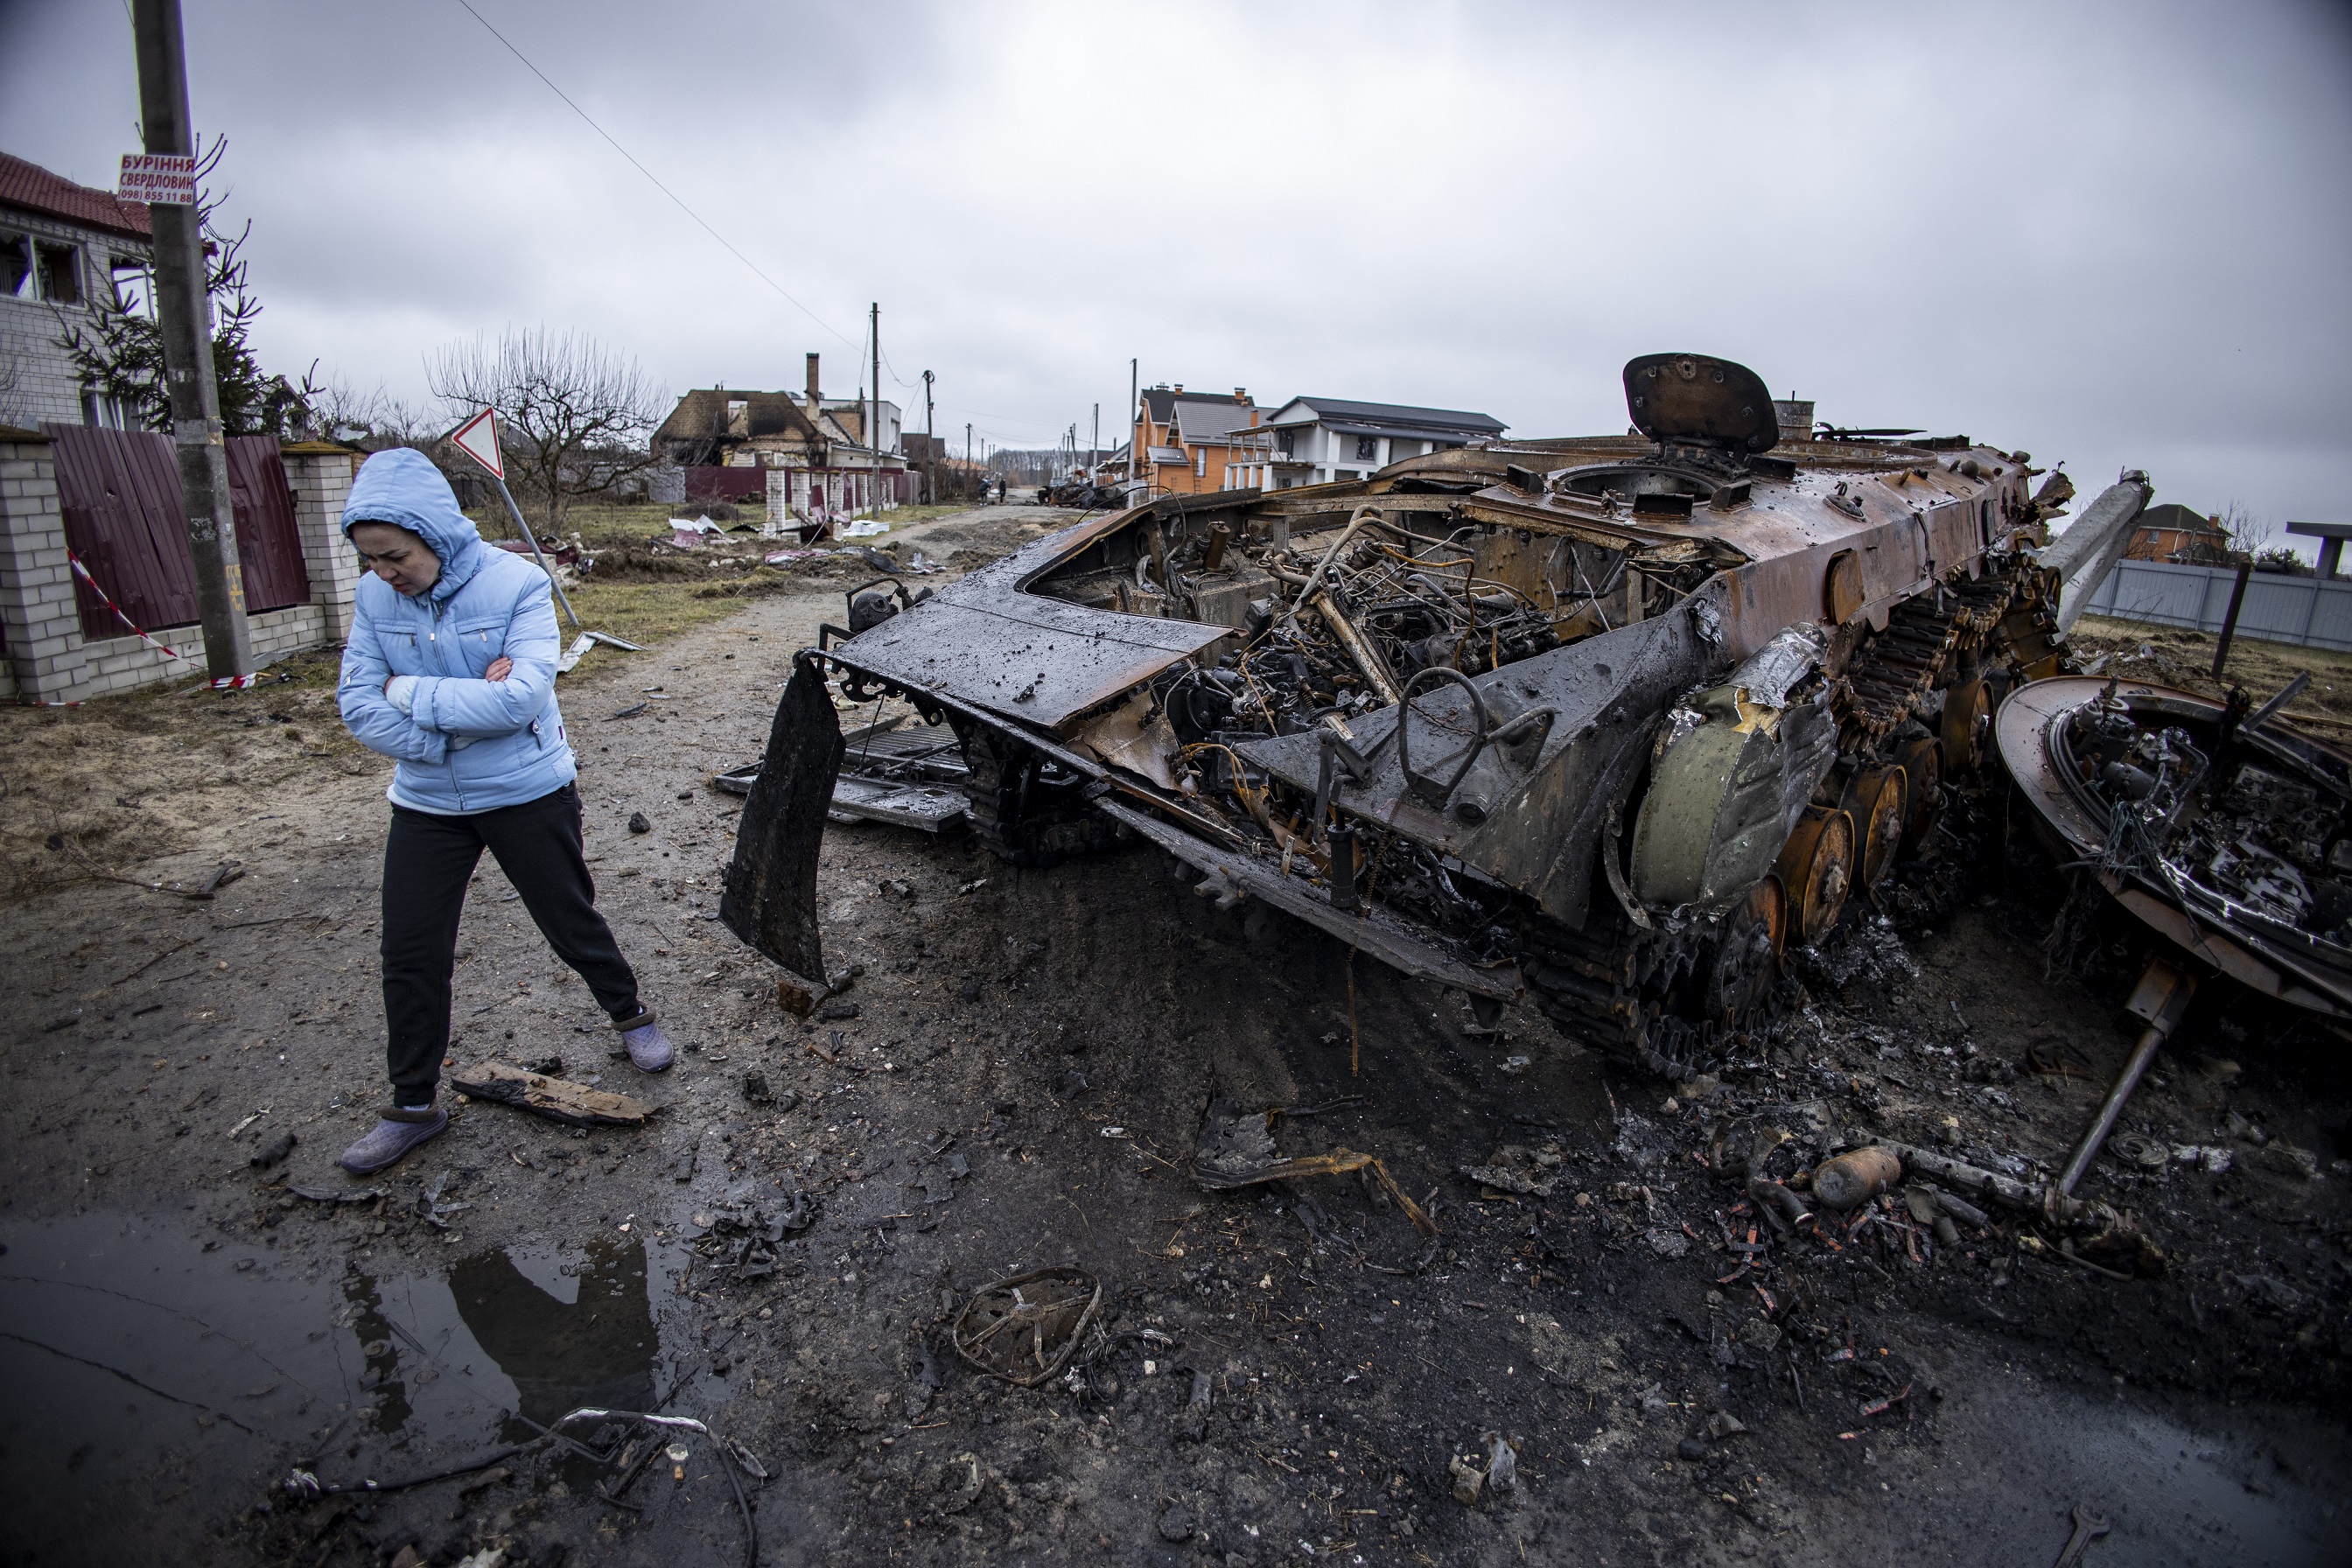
649,352,909,519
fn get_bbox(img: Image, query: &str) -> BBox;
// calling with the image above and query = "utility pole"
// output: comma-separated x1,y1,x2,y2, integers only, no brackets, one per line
1090,402,1099,471
921,369,935,505
867,301,881,518
965,422,973,499
1128,357,1138,481
132,0,251,681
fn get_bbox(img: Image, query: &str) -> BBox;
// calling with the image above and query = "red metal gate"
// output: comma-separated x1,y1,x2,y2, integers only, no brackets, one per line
44,424,312,639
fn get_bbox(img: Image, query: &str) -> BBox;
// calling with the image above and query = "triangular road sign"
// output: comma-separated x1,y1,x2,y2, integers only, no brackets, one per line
449,407,504,479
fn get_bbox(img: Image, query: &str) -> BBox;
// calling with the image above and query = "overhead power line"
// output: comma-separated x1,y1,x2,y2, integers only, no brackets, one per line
452,0,855,347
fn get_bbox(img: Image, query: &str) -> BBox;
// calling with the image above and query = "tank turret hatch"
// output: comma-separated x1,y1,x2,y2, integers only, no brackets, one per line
1623,353,1779,455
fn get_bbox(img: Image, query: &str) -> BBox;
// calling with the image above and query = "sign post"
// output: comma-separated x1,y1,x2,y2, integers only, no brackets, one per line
445,407,641,671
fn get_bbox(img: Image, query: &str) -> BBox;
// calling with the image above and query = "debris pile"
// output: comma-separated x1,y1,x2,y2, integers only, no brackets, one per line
686,1194,815,1281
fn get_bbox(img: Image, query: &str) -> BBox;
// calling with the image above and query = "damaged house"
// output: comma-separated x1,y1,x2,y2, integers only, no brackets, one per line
650,352,910,522
0,150,154,428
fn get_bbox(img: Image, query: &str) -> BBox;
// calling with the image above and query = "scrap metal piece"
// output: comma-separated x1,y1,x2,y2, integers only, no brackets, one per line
2052,1502,2111,1568
1190,1097,1438,1237
1995,676,2352,1017
720,656,844,982
1462,1143,1572,1197
447,1062,655,1128
2042,472,2154,633
952,1267,1102,1387
2056,958,2196,1196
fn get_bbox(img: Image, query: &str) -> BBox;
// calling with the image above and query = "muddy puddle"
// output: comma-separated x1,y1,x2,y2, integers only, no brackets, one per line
1824,1338,2349,1566
0,1208,694,1564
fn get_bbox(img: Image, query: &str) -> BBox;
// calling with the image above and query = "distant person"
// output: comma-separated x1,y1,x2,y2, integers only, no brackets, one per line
995,475,1007,504
333,449,675,1176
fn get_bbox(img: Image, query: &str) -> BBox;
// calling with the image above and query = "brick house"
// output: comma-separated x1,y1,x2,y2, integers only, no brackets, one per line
1131,386,1262,497
2124,502,2236,565
0,152,155,429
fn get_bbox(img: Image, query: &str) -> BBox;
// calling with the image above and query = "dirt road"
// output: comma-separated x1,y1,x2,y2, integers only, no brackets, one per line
4,508,2349,1567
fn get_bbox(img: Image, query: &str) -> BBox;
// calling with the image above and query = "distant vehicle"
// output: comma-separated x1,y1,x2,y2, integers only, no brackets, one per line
727,354,2118,1077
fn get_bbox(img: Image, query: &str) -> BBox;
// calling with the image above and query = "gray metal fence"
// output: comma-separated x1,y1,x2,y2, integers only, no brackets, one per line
2075,558,2352,652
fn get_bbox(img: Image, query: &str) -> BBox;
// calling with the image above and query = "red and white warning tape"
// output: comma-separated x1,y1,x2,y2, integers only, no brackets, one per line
66,552,186,662
62,552,278,692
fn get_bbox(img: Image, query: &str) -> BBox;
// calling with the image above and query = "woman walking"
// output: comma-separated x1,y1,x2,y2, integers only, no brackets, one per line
333,448,673,1175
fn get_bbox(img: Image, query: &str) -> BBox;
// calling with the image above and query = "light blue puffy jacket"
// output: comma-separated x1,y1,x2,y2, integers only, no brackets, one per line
336,448,577,815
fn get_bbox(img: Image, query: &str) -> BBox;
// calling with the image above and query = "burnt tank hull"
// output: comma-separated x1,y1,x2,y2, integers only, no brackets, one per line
732,354,2110,1075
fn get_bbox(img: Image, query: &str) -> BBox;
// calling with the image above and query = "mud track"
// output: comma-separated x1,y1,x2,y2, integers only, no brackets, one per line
4,508,2349,1566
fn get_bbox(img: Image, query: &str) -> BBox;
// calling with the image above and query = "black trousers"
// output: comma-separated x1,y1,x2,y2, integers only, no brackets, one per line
380,783,641,1103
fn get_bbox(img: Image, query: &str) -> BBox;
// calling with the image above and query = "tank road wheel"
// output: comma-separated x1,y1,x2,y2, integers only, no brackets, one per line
1894,735,1942,841
957,726,1122,869
1698,875,1786,1026
1841,763,1908,890
1774,805,1854,946
1941,676,1992,774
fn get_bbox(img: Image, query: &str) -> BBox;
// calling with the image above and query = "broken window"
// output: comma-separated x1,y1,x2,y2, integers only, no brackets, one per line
109,256,151,315
1,235,29,298
37,242,81,305
1354,434,1379,463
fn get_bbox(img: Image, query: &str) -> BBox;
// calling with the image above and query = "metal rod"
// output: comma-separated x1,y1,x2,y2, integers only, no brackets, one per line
2211,561,2253,680
2056,1024,2166,1197
1311,592,1402,705
2057,960,2195,1196
489,472,583,631
2244,670,2314,736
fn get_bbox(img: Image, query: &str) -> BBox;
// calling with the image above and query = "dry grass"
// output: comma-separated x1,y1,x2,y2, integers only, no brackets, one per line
0,647,382,906
2068,613,2352,731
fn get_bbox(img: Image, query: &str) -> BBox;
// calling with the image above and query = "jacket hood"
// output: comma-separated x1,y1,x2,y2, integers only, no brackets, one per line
342,448,486,598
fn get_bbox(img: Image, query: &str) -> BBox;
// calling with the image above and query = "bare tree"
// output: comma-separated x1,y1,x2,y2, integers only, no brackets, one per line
2217,499,2271,561
57,138,318,438
427,326,664,530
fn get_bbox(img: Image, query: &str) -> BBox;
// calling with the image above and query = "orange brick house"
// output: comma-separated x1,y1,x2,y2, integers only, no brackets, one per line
1132,385,1262,496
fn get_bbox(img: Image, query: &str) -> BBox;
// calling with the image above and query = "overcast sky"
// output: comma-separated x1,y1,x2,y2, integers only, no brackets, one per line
4,1,2348,539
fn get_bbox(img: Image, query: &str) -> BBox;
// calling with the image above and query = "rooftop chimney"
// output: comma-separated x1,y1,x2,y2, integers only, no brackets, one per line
1173,384,1184,395
805,354,822,418
1234,388,1247,402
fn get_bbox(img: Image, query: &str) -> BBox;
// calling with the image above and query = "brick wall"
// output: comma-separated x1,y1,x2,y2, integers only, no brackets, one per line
0,432,359,704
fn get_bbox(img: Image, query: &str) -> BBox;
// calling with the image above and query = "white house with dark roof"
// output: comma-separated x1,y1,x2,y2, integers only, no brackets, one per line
0,152,154,429
1236,395,1507,489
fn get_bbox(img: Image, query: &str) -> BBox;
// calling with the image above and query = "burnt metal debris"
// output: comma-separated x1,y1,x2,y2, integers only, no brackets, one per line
1998,674,2352,1019
951,1266,1103,1386
728,352,2153,1078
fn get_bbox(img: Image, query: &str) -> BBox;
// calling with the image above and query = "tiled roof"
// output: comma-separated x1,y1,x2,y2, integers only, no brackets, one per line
0,152,152,242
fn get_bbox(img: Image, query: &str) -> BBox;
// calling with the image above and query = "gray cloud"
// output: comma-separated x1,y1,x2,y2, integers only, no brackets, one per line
4,0,2348,538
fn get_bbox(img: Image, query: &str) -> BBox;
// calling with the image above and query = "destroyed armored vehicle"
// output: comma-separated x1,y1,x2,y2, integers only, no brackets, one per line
724,354,2083,1076
1999,673,2352,1020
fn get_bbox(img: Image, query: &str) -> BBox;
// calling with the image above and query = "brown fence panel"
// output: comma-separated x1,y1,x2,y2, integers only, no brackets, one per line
223,438,312,612
44,424,312,638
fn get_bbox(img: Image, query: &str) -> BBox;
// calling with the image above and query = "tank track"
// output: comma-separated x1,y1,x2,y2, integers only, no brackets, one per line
1522,568,2036,1075
1833,571,2021,749
1517,909,1796,1079
958,726,1124,869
